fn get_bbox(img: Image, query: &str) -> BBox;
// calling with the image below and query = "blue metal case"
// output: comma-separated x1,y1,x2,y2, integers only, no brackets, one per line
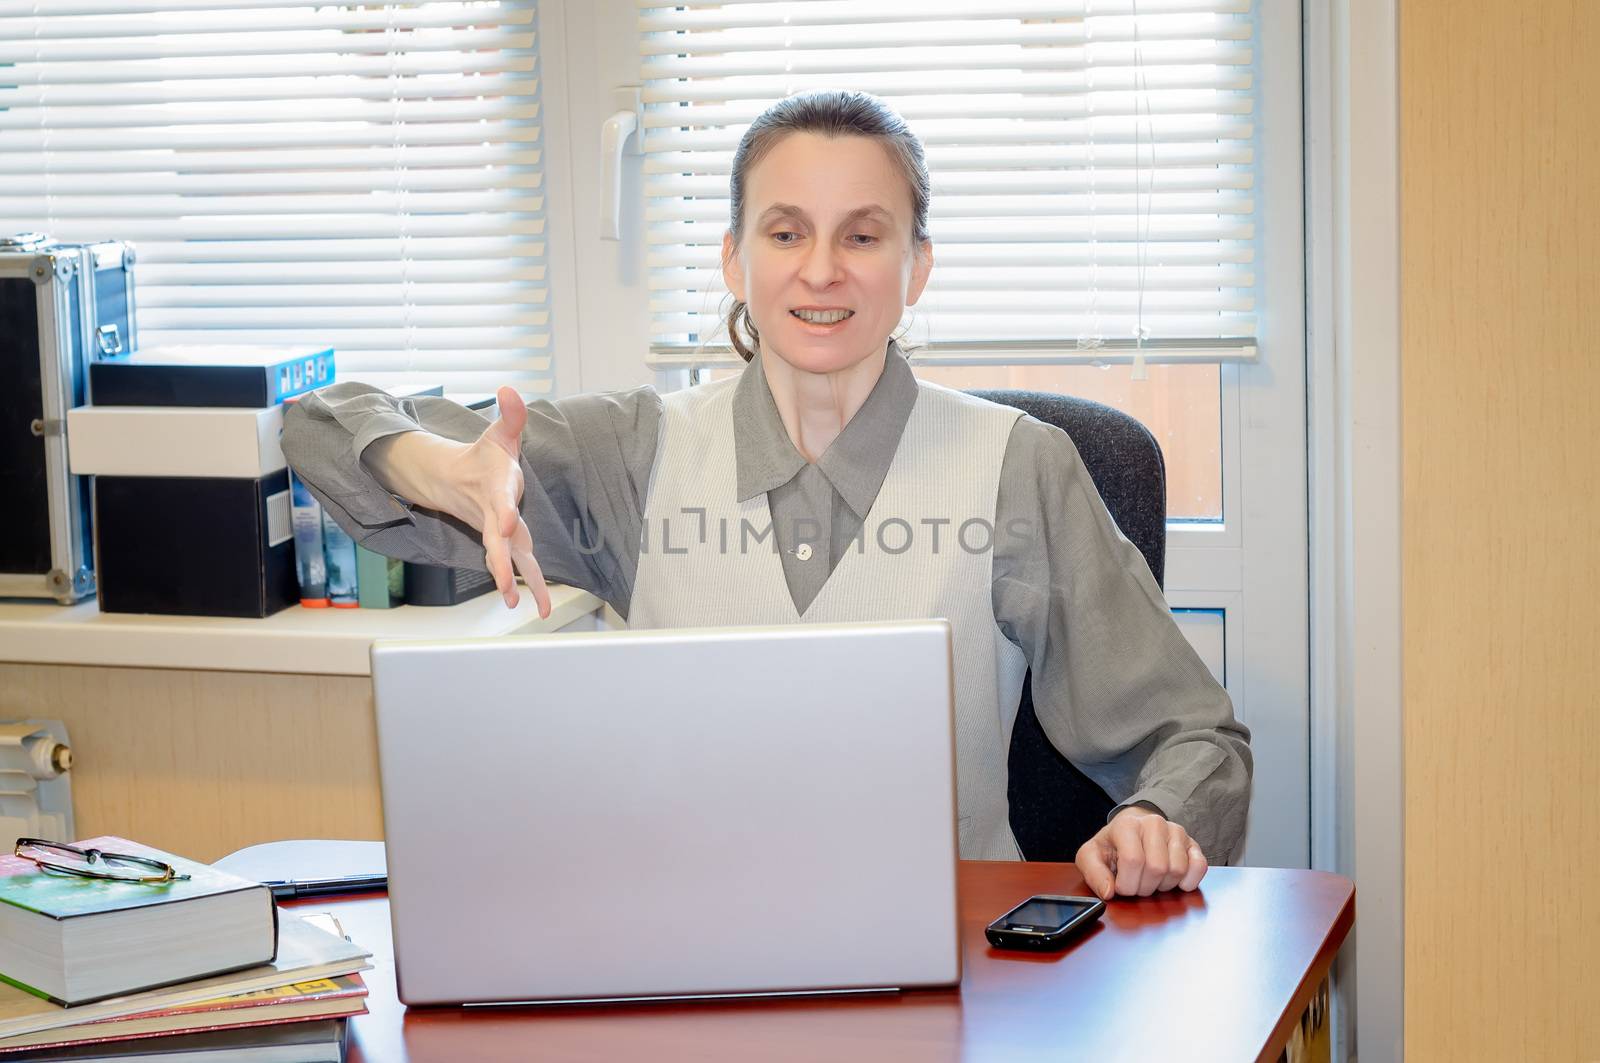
0,233,136,602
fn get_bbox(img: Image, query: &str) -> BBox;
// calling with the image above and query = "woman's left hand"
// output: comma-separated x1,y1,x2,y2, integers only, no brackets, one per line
1075,805,1208,900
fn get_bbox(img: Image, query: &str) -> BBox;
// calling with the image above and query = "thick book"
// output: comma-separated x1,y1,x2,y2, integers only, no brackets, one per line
89,347,335,407
0,912,369,1042
1,1017,349,1062
0,839,277,1007
0,974,366,1054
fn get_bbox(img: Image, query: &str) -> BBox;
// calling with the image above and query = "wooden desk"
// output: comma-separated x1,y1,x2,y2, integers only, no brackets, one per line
290,861,1352,1063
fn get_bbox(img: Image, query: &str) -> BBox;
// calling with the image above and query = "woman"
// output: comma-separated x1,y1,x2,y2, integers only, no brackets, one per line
283,91,1251,900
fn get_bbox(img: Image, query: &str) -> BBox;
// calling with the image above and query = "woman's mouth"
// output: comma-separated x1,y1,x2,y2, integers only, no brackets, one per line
790,308,854,330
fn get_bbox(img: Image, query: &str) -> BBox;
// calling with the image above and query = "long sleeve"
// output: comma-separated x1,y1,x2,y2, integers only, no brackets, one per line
991,415,1253,864
280,382,662,618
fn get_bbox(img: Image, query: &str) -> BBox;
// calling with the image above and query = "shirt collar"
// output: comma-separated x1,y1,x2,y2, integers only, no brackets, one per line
732,340,919,518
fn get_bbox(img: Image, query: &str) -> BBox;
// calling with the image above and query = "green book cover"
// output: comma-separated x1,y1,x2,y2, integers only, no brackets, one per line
0,971,47,1002
355,544,405,608
0,837,262,920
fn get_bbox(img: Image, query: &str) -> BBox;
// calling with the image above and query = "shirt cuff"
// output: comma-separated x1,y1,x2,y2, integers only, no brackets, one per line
351,415,426,469
1107,791,1182,825
341,419,429,524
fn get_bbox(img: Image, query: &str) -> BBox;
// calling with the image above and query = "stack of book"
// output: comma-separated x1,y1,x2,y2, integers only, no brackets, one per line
0,838,371,1061
68,346,338,618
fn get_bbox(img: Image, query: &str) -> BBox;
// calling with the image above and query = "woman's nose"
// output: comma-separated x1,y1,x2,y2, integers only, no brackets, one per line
799,241,843,288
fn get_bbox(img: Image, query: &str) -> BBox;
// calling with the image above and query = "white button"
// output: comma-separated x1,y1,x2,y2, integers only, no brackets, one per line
795,543,814,561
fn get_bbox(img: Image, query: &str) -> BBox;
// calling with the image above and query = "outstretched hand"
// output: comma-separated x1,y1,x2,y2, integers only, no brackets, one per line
1075,805,1208,900
450,386,551,616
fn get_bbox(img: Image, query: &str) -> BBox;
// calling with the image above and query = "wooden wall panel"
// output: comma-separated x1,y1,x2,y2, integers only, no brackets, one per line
0,663,382,863
1400,2,1600,1059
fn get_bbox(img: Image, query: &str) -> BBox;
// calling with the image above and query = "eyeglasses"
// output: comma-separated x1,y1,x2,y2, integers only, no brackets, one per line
13,839,191,885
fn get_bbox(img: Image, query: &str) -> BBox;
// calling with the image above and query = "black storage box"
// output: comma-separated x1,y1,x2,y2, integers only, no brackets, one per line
402,562,495,606
0,233,136,602
94,470,298,618
89,346,335,407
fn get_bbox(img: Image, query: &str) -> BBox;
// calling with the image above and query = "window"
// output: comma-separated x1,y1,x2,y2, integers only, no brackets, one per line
0,1,552,394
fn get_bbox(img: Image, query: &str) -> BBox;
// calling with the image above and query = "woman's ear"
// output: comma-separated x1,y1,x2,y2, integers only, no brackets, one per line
721,230,746,301
905,239,934,306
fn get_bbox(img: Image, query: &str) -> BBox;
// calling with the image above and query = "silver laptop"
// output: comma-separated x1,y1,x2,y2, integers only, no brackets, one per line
370,618,962,1006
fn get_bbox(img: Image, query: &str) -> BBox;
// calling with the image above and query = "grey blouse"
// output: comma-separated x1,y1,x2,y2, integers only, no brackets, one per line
281,345,1253,862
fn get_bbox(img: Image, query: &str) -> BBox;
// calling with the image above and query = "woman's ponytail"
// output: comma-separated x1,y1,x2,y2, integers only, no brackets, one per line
726,300,760,363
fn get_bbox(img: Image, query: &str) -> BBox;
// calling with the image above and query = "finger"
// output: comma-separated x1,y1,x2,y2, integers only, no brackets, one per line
480,506,519,608
1179,844,1209,892
1110,815,1146,897
1137,817,1170,897
506,515,550,617
487,385,527,455
508,528,552,620
1075,838,1116,902
1160,829,1189,892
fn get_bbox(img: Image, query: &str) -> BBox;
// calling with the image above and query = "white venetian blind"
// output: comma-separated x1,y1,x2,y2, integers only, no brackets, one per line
637,0,1258,370
0,0,551,394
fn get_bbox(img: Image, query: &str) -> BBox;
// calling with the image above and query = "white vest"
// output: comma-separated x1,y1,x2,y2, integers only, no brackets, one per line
629,373,1030,860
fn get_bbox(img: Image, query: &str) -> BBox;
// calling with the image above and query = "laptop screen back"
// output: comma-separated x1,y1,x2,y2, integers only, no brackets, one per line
371,619,962,1005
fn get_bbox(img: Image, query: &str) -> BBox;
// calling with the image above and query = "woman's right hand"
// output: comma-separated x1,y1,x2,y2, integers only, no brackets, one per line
443,386,552,616
371,386,552,616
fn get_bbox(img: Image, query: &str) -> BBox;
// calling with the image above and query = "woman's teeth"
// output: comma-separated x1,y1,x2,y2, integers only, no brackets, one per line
792,308,853,325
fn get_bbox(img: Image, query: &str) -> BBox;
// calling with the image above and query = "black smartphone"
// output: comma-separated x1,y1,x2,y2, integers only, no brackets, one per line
984,894,1105,951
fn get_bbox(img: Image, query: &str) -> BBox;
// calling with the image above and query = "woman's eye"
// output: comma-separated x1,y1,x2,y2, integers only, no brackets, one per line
771,231,800,245
849,234,879,247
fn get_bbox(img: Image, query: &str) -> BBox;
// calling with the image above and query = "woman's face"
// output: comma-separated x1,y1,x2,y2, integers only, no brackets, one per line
723,132,932,375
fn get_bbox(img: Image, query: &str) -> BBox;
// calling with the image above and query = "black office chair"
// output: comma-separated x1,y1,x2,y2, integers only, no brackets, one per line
966,389,1168,863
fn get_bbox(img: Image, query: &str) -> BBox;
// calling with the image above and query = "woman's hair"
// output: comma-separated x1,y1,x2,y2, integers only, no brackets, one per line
722,90,931,362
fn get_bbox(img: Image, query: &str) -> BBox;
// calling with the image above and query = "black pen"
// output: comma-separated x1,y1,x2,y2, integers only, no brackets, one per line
264,874,388,900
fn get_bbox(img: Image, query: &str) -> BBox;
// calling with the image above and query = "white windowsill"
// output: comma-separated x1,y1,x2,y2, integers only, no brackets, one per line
0,583,603,677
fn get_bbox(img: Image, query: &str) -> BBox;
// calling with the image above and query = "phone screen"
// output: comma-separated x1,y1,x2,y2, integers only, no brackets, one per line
999,897,1099,932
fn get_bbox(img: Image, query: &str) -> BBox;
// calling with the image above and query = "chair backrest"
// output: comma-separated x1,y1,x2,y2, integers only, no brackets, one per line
966,388,1168,861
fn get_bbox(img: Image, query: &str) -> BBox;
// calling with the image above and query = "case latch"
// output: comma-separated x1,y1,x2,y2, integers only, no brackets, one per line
96,323,123,355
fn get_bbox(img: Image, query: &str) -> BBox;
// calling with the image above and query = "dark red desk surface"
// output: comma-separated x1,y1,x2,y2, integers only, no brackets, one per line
290,861,1352,1063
